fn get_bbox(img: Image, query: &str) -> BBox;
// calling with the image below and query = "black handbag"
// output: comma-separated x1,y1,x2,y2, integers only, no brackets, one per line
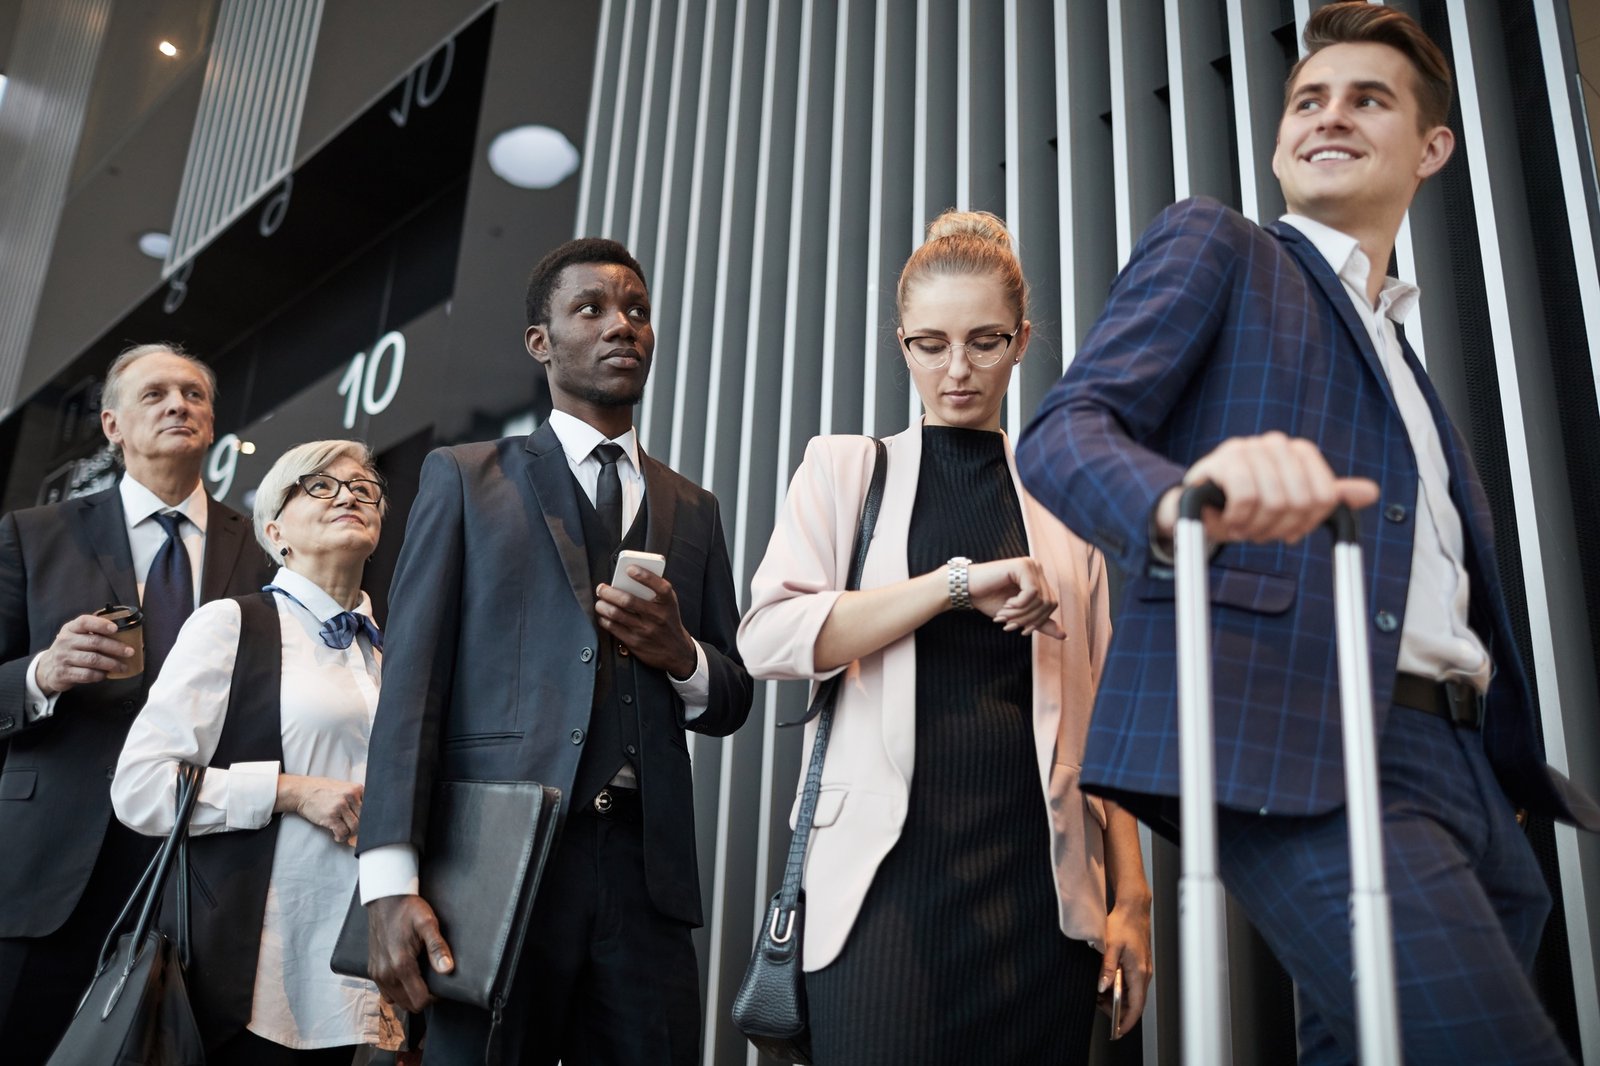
732,438,887,1064
47,763,207,1066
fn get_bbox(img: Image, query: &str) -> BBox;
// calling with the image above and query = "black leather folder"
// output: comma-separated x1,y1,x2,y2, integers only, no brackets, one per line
331,779,562,1010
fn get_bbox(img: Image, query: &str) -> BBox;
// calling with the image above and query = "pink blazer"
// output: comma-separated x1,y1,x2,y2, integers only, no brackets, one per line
738,425,1114,971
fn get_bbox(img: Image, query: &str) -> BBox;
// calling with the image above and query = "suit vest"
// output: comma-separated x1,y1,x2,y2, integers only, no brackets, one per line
570,479,648,806
163,591,284,1051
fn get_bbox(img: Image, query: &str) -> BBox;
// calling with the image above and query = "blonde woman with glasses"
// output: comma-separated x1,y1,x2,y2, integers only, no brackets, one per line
113,440,401,1065
739,211,1153,1064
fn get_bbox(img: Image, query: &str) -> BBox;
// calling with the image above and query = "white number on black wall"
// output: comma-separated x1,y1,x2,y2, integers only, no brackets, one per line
337,331,406,429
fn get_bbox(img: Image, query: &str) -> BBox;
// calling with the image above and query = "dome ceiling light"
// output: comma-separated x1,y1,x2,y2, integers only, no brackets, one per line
487,125,580,190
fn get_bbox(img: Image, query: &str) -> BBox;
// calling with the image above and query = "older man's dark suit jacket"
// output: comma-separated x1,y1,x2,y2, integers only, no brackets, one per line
0,482,266,938
1017,196,1597,832
361,424,753,926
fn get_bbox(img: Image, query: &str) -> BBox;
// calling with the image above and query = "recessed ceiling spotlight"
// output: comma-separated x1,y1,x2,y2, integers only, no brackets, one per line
487,125,580,189
158,41,178,57
137,231,171,259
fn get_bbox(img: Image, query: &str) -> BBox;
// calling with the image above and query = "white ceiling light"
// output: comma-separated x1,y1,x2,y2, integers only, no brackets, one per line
158,41,178,57
487,125,580,190
137,232,171,259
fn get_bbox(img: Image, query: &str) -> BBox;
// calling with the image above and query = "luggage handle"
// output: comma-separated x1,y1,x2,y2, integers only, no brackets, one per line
1175,482,1399,1065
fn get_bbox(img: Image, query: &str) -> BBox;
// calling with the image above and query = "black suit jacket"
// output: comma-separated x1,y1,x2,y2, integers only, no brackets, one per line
0,482,268,938
361,426,753,926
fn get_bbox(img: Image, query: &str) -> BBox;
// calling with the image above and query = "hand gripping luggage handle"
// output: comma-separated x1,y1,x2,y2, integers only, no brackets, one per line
1175,483,1399,1064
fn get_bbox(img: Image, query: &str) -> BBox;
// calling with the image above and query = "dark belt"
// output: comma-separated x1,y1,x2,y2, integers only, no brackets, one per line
1392,672,1482,730
581,785,642,822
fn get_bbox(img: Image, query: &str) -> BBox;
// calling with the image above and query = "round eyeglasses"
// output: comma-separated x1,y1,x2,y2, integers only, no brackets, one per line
900,326,1021,369
275,473,384,517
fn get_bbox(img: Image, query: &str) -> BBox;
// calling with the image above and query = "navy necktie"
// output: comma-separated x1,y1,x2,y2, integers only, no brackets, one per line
321,611,383,651
143,511,194,679
593,443,625,546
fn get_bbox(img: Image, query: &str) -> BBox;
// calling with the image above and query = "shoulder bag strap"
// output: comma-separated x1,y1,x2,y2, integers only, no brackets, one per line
777,437,887,912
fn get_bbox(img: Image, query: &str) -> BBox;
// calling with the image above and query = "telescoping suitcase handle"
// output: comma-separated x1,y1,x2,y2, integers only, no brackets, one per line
1175,483,1400,1065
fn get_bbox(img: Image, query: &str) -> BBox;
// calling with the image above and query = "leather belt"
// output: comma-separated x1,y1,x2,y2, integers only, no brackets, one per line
583,785,642,822
1392,672,1482,730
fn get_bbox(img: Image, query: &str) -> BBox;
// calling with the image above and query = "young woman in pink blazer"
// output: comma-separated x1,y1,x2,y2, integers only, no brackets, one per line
739,211,1153,1064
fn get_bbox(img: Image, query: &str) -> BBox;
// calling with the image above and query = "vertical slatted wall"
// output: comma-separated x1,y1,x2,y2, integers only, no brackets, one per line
573,1,1600,1062
162,0,324,278
0,0,112,414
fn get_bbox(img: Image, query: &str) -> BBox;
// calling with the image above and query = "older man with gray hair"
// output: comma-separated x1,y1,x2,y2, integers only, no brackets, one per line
0,342,268,1064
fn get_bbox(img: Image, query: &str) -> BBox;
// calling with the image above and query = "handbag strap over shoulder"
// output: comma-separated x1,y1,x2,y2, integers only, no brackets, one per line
776,437,887,916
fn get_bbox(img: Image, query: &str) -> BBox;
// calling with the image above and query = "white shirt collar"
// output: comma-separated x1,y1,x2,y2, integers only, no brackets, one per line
269,566,374,623
120,475,209,534
1279,214,1419,325
546,409,640,471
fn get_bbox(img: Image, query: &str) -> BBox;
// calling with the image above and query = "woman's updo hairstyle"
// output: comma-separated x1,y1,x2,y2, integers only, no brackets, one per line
896,209,1028,323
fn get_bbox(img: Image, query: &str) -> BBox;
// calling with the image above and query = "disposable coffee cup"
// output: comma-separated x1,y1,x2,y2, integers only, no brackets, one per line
94,604,144,680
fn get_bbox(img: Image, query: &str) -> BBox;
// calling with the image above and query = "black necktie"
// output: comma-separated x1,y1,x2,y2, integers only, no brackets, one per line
593,443,625,547
143,511,195,679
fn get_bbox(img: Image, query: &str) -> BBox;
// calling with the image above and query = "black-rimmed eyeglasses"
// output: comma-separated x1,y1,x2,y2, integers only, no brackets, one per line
274,473,384,518
900,326,1021,369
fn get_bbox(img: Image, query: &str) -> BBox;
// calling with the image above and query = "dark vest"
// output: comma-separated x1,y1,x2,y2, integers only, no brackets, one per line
162,591,285,1052
570,479,648,806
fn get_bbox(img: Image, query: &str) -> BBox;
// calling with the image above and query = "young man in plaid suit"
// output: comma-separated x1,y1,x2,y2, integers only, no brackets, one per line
1018,4,1596,1062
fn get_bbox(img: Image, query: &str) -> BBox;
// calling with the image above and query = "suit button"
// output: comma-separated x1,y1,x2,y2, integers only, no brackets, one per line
626,744,637,756
0,715,13,731
106,767,115,781
618,646,629,657
1384,503,1408,523
622,694,633,705
118,700,136,712
1374,610,1398,633
579,647,594,663
570,728,584,744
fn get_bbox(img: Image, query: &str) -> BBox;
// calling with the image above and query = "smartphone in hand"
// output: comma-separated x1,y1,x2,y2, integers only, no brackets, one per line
1111,967,1124,1038
610,550,666,600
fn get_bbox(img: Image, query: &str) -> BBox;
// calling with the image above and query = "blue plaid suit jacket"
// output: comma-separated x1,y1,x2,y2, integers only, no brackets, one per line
1017,196,1596,829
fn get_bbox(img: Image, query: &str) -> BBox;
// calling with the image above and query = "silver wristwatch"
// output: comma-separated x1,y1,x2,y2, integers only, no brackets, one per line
946,556,973,610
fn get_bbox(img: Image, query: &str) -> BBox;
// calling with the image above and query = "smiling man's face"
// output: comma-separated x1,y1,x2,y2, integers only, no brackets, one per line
1272,41,1451,233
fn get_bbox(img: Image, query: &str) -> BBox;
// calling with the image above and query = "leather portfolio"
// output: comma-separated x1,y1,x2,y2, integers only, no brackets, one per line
332,779,562,1010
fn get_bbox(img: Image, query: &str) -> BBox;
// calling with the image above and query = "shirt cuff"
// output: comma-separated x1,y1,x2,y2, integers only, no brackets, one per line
222,761,281,829
360,844,421,903
23,655,59,722
670,642,711,722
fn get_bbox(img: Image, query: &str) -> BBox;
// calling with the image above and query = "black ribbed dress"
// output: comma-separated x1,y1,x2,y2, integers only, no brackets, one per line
805,426,1102,1065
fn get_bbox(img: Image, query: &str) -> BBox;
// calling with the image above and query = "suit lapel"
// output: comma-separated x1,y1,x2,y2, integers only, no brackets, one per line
78,487,138,606
1268,221,1401,415
200,496,250,601
639,446,678,558
524,422,597,617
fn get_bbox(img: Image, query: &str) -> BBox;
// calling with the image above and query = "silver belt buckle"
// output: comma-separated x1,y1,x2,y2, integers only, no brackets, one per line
593,788,614,814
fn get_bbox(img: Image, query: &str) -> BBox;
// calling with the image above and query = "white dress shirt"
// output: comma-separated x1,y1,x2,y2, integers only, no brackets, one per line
358,413,711,903
112,567,401,1052
1281,214,1492,692
24,475,209,720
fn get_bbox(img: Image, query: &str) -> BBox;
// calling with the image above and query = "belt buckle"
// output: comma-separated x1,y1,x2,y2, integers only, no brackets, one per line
1444,681,1480,729
593,788,614,814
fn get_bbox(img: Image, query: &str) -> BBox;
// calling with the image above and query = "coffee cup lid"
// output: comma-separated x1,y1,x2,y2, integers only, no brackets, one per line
95,604,143,629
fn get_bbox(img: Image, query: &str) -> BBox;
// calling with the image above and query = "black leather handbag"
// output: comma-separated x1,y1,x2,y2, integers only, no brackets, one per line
732,438,887,1064
48,763,207,1066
